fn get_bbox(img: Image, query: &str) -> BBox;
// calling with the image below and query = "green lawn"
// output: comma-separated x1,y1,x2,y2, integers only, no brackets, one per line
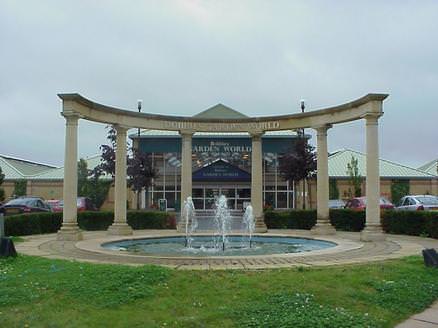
1,255,437,327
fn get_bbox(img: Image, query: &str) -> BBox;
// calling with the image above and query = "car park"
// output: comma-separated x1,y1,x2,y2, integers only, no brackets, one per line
328,199,346,209
396,195,438,211
344,196,394,211
0,196,51,215
46,199,63,212
53,197,97,212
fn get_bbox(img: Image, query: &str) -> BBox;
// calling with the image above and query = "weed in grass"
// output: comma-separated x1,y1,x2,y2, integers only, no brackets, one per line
0,255,170,308
234,292,382,328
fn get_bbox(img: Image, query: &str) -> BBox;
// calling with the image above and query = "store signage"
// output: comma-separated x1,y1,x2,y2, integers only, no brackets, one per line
193,160,251,181
164,121,281,132
193,141,251,153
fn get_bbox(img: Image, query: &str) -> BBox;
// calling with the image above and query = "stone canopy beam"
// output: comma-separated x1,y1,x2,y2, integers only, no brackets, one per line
58,93,388,132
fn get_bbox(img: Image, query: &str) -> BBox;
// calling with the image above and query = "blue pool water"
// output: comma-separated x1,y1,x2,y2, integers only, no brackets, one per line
102,235,336,257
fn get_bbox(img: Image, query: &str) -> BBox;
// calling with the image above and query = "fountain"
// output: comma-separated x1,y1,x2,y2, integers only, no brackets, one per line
242,205,255,248
182,197,197,248
213,195,232,251
103,195,337,257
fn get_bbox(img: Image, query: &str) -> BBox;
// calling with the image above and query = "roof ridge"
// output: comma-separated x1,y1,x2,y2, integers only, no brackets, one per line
0,154,57,169
332,149,437,177
0,157,24,178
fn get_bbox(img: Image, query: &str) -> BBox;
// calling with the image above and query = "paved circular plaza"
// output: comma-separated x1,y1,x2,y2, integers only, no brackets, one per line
15,230,438,270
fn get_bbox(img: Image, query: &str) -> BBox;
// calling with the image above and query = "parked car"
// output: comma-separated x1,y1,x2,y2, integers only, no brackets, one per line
55,197,97,212
344,196,394,211
329,199,346,209
0,196,51,216
396,195,438,211
46,199,63,212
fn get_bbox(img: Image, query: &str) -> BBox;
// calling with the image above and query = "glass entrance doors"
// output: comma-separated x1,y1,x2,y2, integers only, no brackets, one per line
192,186,251,210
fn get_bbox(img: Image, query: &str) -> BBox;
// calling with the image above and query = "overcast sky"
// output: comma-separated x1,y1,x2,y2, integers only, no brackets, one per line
1,1,437,168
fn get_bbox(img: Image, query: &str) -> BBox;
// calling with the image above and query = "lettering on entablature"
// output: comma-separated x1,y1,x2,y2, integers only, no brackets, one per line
163,121,281,131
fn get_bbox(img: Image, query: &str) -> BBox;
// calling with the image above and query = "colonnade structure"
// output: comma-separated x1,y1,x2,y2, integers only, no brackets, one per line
57,93,388,242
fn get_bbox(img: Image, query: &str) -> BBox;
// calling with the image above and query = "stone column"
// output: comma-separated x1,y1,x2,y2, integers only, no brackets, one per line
311,125,336,235
361,113,385,241
251,131,267,232
108,125,133,235
57,112,82,241
177,130,194,231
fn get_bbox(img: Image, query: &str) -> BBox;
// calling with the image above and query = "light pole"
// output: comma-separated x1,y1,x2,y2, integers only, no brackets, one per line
300,99,306,209
136,99,142,210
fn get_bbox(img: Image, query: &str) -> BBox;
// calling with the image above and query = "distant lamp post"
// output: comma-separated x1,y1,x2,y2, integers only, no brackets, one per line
137,99,143,137
299,99,306,136
299,98,306,209
136,99,143,210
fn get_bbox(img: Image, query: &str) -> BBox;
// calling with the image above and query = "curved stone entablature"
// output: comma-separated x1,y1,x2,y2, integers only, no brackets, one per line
58,93,388,132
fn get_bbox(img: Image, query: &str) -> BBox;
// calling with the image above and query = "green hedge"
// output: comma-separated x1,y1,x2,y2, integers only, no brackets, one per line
4,211,176,236
264,209,365,231
264,210,316,229
381,211,438,238
329,209,365,232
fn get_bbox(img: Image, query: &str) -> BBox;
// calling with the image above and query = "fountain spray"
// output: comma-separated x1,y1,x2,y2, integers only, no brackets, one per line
243,205,255,248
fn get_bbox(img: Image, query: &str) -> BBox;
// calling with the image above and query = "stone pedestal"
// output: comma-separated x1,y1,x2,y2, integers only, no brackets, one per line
57,224,83,241
107,223,133,236
360,224,386,242
311,221,336,235
254,215,268,233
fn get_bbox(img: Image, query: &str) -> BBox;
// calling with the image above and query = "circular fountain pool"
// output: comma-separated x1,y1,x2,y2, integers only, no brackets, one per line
102,235,336,257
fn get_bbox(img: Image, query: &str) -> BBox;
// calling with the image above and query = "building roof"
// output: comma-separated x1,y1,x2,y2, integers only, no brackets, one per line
193,103,249,119
0,154,56,180
328,149,437,179
33,154,111,180
418,159,438,176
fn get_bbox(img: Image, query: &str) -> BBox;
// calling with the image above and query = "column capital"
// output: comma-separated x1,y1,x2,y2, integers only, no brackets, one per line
249,130,264,140
113,124,130,134
179,129,195,137
362,112,382,125
62,111,81,124
313,124,332,134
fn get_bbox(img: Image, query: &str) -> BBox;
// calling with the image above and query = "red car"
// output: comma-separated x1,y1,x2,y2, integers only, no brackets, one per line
345,196,394,211
48,197,97,212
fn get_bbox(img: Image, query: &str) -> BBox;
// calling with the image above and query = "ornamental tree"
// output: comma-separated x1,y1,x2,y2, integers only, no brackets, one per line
279,138,317,209
95,126,157,209
346,156,363,197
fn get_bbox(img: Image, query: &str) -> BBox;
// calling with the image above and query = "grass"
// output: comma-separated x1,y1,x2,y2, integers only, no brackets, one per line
1,255,438,327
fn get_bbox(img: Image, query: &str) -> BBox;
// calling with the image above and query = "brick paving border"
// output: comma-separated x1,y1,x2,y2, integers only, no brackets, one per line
15,229,437,270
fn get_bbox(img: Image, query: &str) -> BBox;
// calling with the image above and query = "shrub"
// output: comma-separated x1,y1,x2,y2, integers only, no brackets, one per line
4,211,175,236
381,210,438,237
329,209,365,232
265,210,316,229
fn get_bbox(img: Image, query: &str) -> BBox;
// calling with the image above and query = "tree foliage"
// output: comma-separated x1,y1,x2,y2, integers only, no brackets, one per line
77,158,111,209
329,179,340,200
279,138,317,182
94,126,157,197
0,166,4,201
14,180,27,197
391,179,410,205
127,149,157,193
346,156,362,197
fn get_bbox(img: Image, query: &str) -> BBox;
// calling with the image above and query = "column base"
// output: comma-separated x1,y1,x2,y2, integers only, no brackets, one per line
311,221,336,235
107,223,133,236
57,224,83,241
360,225,386,242
254,215,267,233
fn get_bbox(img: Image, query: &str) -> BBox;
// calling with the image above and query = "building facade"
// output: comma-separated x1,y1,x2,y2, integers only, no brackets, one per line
132,130,302,211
